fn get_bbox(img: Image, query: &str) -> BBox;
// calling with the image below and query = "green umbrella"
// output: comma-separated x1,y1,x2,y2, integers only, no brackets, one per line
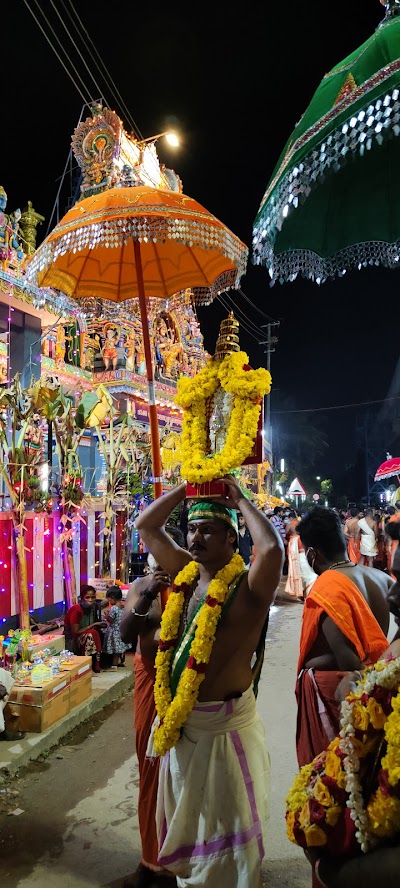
253,1,400,285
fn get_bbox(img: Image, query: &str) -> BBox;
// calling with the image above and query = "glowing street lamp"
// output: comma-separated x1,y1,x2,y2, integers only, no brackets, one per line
136,131,180,148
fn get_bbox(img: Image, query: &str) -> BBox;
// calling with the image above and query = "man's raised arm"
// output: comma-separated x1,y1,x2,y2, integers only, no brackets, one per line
221,476,284,609
135,483,191,577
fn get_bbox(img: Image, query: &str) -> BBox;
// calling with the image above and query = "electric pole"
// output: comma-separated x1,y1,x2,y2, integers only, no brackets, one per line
260,322,280,453
260,322,280,493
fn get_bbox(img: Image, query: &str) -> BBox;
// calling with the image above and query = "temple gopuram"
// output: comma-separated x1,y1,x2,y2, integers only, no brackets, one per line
0,105,209,629
0,102,208,481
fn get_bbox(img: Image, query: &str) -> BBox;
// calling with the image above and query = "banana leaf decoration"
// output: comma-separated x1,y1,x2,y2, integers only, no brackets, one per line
75,385,113,429
24,376,68,417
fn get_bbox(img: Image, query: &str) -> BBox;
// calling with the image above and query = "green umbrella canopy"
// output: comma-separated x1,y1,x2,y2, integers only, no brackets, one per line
253,2,400,285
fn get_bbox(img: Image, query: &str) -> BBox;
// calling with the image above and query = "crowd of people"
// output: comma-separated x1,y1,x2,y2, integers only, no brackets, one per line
267,501,400,601
49,486,400,887
113,483,400,887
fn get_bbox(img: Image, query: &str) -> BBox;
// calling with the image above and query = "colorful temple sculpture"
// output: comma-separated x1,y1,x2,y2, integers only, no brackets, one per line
0,103,209,629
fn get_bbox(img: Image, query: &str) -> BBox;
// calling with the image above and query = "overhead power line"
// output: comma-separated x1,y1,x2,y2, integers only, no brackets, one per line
216,292,269,342
48,0,107,106
237,288,283,324
272,395,400,415
61,0,144,139
23,0,93,104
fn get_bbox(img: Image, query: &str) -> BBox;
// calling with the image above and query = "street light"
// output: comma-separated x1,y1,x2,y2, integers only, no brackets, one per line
316,476,321,481
136,131,180,148
280,458,285,473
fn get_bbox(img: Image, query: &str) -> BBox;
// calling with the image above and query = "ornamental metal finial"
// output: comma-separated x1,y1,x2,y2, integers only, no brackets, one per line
214,311,240,360
380,0,400,20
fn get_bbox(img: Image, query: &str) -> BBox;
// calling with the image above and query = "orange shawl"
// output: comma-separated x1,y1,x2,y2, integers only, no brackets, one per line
298,570,388,674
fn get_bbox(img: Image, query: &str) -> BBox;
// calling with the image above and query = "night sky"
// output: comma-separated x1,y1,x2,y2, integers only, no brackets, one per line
4,1,400,491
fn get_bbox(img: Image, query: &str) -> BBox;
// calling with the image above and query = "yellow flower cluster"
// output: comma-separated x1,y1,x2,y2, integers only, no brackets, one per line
286,658,400,854
153,553,245,757
285,742,344,848
367,688,400,839
175,351,271,484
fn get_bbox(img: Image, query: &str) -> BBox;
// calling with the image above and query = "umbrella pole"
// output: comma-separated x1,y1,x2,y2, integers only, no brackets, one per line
134,240,163,500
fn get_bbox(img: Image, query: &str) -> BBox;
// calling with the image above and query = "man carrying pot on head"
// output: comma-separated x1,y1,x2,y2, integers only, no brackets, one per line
134,475,284,888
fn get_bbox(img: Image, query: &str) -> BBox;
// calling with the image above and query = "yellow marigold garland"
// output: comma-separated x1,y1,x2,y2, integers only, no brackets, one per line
175,351,271,484
285,656,400,855
153,552,245,757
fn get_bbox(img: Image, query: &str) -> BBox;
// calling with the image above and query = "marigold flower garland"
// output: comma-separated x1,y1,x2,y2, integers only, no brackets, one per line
175,351,271,484
285,656,400,854
153,552,245,757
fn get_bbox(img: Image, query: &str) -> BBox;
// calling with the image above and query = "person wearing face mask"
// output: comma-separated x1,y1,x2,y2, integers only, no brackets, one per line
295,506,393,769
120,525,185,888
63,584,107,674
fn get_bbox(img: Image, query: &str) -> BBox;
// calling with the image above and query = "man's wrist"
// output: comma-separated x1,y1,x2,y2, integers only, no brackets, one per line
141,587,159,602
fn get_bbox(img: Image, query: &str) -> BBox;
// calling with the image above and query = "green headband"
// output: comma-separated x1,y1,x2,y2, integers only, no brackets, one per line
187,500,238,534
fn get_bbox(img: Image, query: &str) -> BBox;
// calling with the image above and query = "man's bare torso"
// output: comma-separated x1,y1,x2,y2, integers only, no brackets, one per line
345,517,360,539
184,572,268,701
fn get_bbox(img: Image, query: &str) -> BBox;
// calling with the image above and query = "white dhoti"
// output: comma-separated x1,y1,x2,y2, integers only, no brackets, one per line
155,686,270,887
358,518,378,557
0,668,15,733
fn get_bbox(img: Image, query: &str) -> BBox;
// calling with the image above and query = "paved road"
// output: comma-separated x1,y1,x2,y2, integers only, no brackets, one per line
0,590,310,888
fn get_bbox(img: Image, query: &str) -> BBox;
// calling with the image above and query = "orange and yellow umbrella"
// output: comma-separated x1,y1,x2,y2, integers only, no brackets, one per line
27,185,248,497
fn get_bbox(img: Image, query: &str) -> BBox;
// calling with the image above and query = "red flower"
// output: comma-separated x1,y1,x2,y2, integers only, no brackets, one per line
293,821,307,848
158,639,176,651
379,768,400,799
172,582,191,594
309,798,326,825
205,595,219,608
373,686,393,714
379,769,391,797
187,656,207,673
321,774,348,806
312,753,327,771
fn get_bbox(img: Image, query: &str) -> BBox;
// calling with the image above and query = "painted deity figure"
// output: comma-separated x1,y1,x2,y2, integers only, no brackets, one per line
101,325,119,370
188,315,202,343
8,209,24,258
84,332,101,371
154,318,173,377
135,328,146,375
208,385,233,454
125,328,136,371
0,188,24,265
0,187,8,259
55,326,66,366
24,413,45,467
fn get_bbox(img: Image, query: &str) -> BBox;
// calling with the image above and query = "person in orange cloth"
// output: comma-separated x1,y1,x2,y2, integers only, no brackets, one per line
384,519,400,579
295,506,393,769
120,525,184,888
285,519,316,601
343,507,361,564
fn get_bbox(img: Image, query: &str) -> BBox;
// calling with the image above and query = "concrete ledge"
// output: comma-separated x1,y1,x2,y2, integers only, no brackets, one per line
0,667,134,777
